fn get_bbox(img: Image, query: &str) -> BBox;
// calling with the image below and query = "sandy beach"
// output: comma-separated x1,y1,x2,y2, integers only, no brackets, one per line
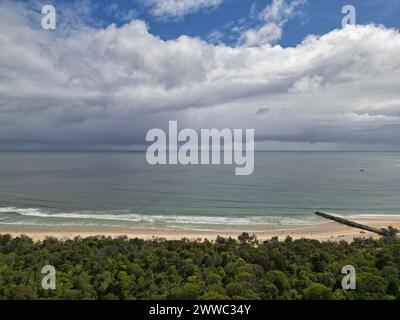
1,218,399,242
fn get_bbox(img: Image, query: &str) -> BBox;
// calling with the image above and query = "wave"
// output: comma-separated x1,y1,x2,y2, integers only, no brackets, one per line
349,214,400,219
0,206,316,226
2,206,399,228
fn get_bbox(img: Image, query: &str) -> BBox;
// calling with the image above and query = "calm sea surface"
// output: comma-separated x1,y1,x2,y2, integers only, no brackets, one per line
0,152,399,230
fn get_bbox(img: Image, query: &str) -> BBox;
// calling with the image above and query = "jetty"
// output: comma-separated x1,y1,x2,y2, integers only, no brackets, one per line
314,211,393,237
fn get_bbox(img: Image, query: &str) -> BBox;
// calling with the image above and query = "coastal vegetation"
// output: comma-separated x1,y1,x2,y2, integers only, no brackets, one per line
0,233,399,300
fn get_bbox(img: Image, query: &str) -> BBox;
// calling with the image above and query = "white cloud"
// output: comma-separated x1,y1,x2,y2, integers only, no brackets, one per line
143,0,222,19
239,23,283,47
289,75,323,93
206,29,225,44
259,0,305,23
239,0,306,46
0,3,400,150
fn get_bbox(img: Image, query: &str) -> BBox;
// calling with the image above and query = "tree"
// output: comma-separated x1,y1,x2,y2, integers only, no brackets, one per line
7,284,37,300
353,273,388,300
225,282,260,300
168,283,202,300
0,234,399,301
303,283,333,300
265,270,290,294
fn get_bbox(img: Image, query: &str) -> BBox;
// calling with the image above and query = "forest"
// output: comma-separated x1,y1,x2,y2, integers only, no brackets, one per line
0,233,399,300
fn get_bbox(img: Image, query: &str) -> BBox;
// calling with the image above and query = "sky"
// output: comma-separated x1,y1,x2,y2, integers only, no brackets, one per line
0,0,399,150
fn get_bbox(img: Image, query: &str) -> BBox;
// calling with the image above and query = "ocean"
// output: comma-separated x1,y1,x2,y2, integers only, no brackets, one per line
0,151,399,231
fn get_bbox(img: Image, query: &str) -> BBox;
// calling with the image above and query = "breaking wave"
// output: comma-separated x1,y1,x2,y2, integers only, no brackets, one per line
0,206,316,226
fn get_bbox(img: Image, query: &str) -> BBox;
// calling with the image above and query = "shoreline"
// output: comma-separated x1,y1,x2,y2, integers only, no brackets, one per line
1,218,399,242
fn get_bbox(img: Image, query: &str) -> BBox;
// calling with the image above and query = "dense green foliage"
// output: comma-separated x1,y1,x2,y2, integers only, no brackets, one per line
0,233,399,300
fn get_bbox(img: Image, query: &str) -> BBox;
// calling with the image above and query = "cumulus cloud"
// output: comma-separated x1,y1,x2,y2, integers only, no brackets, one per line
0,2,399,150
143,0,222,19
239,0,306,46
289,75,323,93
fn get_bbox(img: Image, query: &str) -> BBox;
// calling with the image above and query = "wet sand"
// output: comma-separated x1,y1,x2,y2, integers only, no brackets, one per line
0,218,399,242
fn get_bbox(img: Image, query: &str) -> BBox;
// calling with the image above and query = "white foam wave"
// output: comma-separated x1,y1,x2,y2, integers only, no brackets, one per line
349,214,400,219
0,206,314,226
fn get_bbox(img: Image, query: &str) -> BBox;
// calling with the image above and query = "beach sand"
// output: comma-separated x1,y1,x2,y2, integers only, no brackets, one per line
0,218,399,242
